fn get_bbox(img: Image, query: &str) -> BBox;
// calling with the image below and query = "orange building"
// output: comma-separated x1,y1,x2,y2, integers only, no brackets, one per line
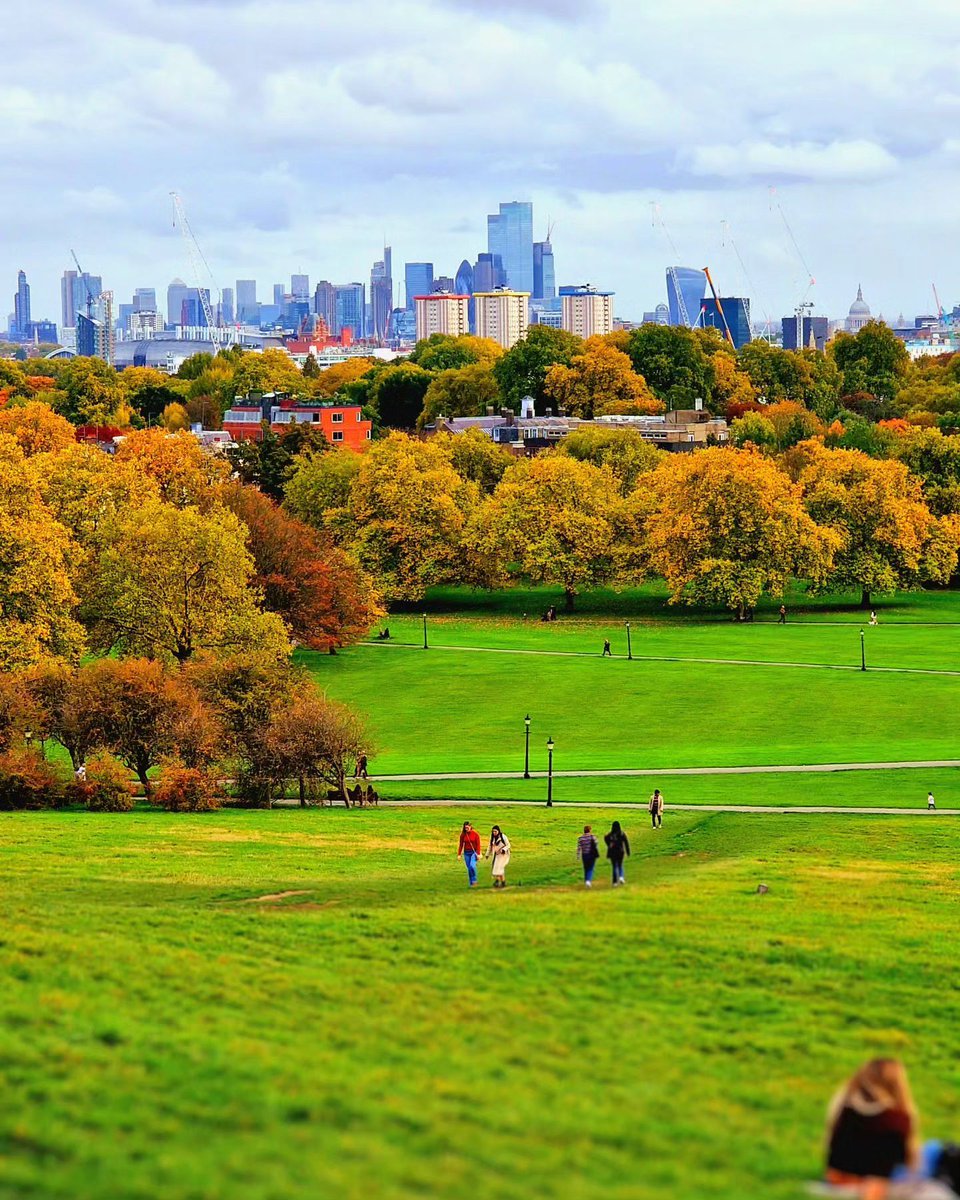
222,391,371,448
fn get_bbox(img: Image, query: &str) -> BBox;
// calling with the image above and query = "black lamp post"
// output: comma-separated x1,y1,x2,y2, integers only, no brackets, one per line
860,627,866,672
422,613,428,650
524,714,531,779
546,737,554,808
625,621,632,661
24,730,33,752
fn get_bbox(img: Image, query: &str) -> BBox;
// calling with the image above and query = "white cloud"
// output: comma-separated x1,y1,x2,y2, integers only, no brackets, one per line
687,140,900,183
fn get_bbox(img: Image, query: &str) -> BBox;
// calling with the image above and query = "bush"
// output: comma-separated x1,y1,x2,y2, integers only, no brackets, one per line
0,748,62,810
83,753,135,812
153,764,221,812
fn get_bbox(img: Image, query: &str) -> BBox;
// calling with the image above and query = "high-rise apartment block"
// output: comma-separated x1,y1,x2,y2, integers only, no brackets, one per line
405,263,434,310
474,289,529,349
487,202,533,294
414,293,470,342
561,287,614,338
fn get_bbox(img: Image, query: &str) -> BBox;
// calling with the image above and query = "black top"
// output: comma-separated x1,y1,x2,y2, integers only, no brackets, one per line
604,830,630,859
826,1105,911,1179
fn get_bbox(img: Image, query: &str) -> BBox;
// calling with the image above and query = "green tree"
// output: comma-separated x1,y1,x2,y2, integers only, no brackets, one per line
830,320,910,402
737,341,814,404
230,348,303,398
368,363,433,429
626,325,713,409
891,428,960,515
409,334,503,372
284,448,363,532
419,364,501,427
729,411,777,451
58,357,124,425
224,423,330,501
559,425,662,495
442,428,513,494
492,326,584,412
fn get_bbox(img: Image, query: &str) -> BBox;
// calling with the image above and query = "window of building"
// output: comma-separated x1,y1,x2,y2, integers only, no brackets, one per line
331,412,343,423
312,412,320,421
365,429,371,440
356,411,362,421
332,431,343,442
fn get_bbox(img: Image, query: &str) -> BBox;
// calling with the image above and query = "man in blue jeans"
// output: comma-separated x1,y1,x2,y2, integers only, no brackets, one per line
457,821,482,886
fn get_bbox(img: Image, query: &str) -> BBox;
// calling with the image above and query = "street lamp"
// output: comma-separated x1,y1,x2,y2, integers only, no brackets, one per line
546,737,554,808
524,714,531,779
860,627,866,672
625,621,632,661
422,613,428,650
24,730,33,751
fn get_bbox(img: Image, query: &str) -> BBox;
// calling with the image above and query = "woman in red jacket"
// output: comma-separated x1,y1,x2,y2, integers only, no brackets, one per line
825,1059,920,1198
457,821,482,887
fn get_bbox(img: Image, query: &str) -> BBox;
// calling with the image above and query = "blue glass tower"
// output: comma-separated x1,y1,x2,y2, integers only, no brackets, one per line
666,268,706,327
405,263,434,310
487,202,533,294
533,240,555,300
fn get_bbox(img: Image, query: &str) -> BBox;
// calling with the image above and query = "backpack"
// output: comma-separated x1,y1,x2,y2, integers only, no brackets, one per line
934,1142,960,1192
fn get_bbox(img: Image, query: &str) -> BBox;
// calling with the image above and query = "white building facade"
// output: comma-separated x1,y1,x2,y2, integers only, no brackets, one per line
474,289,530,349
414,293,470,342
561,288,614,338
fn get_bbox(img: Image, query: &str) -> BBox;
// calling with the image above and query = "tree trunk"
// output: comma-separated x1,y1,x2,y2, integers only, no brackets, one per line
298,775,306,808
564,589,576,612
860,589,871,609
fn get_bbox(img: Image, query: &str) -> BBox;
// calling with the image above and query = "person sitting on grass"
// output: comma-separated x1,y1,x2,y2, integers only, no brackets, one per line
484,825,511,888
824,1058,957,1198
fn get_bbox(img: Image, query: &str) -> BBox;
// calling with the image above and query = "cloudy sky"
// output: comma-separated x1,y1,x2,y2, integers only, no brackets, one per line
5,0,960,329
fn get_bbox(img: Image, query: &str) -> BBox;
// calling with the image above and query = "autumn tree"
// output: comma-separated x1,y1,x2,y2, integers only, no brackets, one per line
0,401,75,456
442,428,513,494
409,333,503,372
471,455,621,609
345,433,480,601
764,401,824,449
640,447,836,618
626,325,713,410
891,428,960,515
544,337,662,419
368,363,433,429
559,425,662,495
20,663,105,770
230,348,303,398
710,353,757,412
493,325,584,411
418,364,501,426
284,447,363,533
729,411,777,451
113,427,229,508
262,688,369,806
791,441,960,607
57,356,124,425
219,481,381,650
311,357,379,399
161,402,191,431
225,422,329,500
88,497,290,664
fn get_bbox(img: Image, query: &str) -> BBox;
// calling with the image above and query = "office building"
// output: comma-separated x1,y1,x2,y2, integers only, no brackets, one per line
487,201,533,294
27,319,57,344
220,286,234,326
76,291,115,363
130,310,160,339
666,268,706,327
561,287,613,338
236,280,258,324
61,269,102,331
12,270,30,338
291,274,310,302
415,293,470,342
133,287,157,313
473,252,506,293
533,239,555,301
474,289,529,349
334,283,365,338
314,281,336,332
700,296,751,348
167,278,191,327
273,283,285,307
370,247,393,342
782,314,829,352
405,263,434,310
455,259,474,297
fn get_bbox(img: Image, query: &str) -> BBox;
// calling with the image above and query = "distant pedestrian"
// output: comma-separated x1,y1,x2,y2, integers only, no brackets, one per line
576,825,600,887
356,753,368,779
649,788,664,829
928,791,936,811
602,639,612,657
778,604,787,624
484,825,512,888
458,820,482,887
74,763,87,783
604,820,631,886
870,611,878,626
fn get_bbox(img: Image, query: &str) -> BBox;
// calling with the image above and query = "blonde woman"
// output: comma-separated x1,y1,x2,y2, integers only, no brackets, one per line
825,1059,924,1198
484,825,511,889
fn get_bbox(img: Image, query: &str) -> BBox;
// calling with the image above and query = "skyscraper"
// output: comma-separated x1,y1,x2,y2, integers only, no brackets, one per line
236,280,258,324
666,268,706,327
314,281,337,333
133,287,157,312
405,263,434,310
487,201,533,294
167,278,191,327
61,269,102,330
474,289,529,349
334,284,365,338
561,287,613,338
370,247,393,342
533,239,555,301
220,286,234,325
291,274,310,302
273,283,285,306
13,270,30,337
472,253,506,293
700,297,751,348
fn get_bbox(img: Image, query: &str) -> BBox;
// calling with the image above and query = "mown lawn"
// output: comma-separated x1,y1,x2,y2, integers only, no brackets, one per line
4,807,960,1200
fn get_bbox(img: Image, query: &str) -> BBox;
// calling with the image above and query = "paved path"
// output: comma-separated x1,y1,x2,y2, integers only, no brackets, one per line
379,759,960,782
363,639,960,678
380,799,955,816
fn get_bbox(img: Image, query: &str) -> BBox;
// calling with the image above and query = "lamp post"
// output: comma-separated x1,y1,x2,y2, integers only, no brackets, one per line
422,613,428,650
524,714,531,779
625,621,632,661
546,737,554,808
24,730,33,752
860,627,866,672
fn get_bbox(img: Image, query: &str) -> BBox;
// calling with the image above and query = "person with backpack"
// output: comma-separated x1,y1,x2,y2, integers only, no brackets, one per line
457,820,482,887
604,820,630,886
484,825,511,889
649,788,664,829
576,825,600,888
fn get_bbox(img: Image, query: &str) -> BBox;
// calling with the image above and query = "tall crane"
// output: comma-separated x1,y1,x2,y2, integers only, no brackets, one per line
170,192,223,353
933,283,944,321
702,266,735,346
70,249,97,319
651,203,692,327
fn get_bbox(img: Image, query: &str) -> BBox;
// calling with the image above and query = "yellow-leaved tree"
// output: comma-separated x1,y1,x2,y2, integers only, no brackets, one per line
113,428,229,508
544,337,663,419
0,401,75,456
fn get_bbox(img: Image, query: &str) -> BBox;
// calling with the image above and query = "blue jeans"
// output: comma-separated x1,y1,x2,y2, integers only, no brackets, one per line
463,851,478,885
583,857,596,882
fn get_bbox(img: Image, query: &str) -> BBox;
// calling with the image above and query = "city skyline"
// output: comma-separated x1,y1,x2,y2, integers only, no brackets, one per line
4,1,960,326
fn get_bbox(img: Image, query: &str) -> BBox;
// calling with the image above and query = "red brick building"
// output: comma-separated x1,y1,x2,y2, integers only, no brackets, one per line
222,391,372,448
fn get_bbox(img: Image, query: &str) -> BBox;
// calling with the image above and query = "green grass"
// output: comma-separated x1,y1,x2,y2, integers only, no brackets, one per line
4,807,960,1200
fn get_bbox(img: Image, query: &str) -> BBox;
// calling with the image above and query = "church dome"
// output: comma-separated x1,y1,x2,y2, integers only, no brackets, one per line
849,284,871,317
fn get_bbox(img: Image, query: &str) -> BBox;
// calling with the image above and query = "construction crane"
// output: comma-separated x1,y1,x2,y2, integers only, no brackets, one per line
170,192,223,353
933,283,944,321
70,249,97,320
769,186,816,305
651,202,692,328
702,266,735,346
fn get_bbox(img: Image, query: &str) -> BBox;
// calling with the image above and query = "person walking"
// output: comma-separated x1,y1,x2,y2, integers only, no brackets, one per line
778,604,787,625
928,791,936,811
484,825,512,888
356,753,368,779
649,788,664,829
602,639,612,657
604,820,630,886
576,825,600,887
457,820,482,887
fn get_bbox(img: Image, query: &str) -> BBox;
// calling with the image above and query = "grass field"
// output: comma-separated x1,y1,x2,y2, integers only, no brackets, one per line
4,807,960,1200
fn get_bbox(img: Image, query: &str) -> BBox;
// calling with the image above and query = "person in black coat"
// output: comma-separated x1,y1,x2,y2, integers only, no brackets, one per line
604,820,630,886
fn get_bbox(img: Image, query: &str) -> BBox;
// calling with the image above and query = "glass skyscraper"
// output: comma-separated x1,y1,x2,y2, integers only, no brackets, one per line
334,283,365,337
666,267,706,327
405,263,434,310
236,280,258,324
533,240,555,300
700,297,751,348
487,201,533,294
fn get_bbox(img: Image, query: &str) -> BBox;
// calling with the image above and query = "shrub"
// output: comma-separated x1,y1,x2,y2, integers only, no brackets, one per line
153,764,221,812
84,753,135,812
0,748,62,810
